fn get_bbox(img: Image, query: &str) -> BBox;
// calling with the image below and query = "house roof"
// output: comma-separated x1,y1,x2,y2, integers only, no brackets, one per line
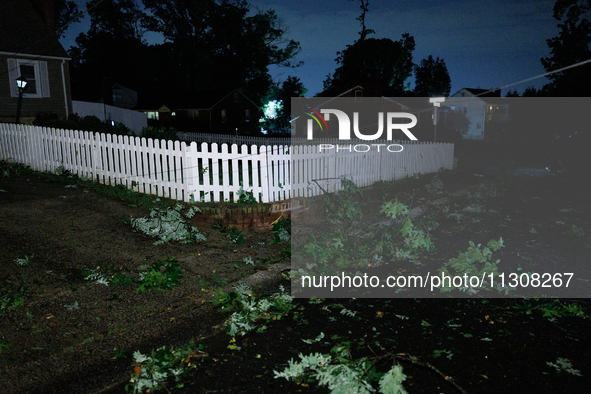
136,88,258,111
452,88,501,98
175,89,258,110
0,0,69,59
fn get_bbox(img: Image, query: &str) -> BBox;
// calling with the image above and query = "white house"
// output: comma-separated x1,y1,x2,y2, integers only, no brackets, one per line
445,88,509,140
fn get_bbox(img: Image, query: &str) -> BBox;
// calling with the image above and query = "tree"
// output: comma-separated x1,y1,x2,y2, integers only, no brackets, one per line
141,0,302,105
69,0,150,101
541,0,591,95
261,76,307,134
54,0,83,38
413,55,451,97
505,86,541,97
321,1,415,96
322,35,415,96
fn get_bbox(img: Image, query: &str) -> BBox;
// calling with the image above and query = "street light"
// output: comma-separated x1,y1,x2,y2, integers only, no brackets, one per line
15,76,28,124
429,97,445,143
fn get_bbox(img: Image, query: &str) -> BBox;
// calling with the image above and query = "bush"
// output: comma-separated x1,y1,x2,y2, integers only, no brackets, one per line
33,112,132,136
141,126,178,141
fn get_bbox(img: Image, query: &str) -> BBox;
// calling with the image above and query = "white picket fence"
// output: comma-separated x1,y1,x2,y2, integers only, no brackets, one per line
0,123,454,203
176,131,396,147
176,131,290,146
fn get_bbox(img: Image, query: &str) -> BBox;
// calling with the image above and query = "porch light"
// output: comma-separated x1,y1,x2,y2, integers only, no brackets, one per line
15,76,28,124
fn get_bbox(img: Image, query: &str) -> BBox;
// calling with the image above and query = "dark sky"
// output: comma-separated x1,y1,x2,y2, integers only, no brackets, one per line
59,0,561,96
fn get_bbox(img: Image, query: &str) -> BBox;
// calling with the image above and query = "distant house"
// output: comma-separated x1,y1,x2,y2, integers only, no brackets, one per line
0,0,72,124
136,89,260,136
111,83,138,109
445,88,509,140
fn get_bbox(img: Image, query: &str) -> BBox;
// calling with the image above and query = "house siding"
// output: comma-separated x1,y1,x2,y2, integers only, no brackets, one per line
0,54,72,123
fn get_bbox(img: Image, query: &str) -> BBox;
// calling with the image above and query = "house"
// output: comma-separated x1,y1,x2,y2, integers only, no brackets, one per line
0,0,72,124
111,83,138,109
136,89,260,136
445,88,509,140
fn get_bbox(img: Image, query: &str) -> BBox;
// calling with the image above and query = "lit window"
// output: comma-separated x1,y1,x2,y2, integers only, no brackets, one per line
221,109,227,123
147,112,159,120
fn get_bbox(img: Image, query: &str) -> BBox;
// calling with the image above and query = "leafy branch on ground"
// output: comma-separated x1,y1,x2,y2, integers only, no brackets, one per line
126,341,207,393
129,204,206,245
294,197,435,278
0,281,26,316
437,238,507,294
425,174,445,195
82,268,110,286
274,338,469,394
225,226,244,244
137,259,182,292
213,282,294,337
546,357,582,376
14,254,33,266
271,216,291,243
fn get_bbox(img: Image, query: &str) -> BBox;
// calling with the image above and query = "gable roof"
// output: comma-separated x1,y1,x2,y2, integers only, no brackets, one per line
452,88,501,98
0,0,69,59
136,89,258,111
174,89,258,110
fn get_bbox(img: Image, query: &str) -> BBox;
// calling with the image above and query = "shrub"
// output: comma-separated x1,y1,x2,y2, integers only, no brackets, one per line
142,126,178,142
33,112,132,136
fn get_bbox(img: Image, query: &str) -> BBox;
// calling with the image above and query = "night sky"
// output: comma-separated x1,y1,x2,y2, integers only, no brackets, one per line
59,0,560,96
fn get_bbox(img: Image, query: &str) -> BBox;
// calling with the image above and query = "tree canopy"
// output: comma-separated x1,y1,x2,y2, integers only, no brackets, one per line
321,35,416,96
320,1,415,96
54,0,83,38
261,76,307,134
541,0,591,95
68,0,302,106
413,55,451,97
142,0,301,104
68,0,148,102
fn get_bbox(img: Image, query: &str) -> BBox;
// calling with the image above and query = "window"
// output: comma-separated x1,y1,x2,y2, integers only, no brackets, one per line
245,109,250,122
234,92,239,102
7,58,50,98
221,109,227,123
147,111,159,120
20,65,37,94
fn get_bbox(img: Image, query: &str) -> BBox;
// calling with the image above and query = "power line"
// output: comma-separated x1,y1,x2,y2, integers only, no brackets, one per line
484,58,591,96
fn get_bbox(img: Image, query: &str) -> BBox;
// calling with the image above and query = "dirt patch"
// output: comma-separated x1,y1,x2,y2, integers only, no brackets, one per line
0,167,289,393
